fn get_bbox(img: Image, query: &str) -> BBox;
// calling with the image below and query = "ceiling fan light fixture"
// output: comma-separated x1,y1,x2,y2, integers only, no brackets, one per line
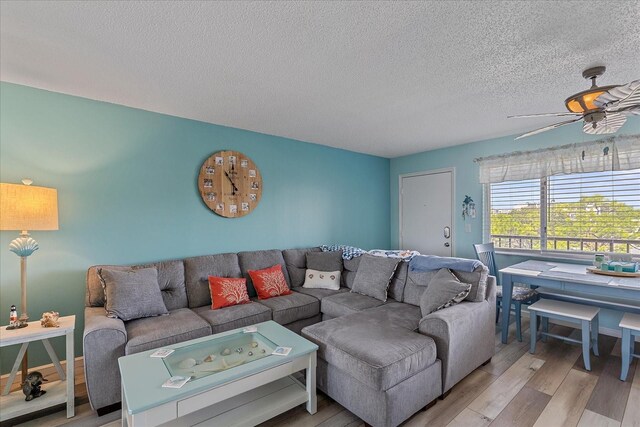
564,87,616,113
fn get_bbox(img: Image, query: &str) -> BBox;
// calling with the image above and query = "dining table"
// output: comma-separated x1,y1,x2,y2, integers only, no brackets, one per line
499,260,640,344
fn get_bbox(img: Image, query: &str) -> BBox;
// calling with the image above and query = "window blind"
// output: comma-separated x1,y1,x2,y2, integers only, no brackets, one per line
489,179,541,250
546,169,640,253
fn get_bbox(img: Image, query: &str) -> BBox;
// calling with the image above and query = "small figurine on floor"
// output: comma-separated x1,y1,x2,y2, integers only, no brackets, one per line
22,371,48,401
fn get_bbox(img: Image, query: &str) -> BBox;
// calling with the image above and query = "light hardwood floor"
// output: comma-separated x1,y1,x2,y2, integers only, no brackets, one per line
3,318,639,427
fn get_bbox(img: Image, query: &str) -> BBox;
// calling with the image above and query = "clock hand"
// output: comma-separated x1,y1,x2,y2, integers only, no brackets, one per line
224,171,239,195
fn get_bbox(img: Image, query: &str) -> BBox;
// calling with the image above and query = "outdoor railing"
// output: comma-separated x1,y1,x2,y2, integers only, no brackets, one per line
491,234,640,254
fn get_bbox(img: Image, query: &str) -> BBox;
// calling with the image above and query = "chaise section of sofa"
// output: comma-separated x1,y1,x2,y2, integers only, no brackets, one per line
302,299,442,426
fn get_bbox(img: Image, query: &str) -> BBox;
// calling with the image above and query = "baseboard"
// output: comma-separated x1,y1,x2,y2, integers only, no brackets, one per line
519,309,640,342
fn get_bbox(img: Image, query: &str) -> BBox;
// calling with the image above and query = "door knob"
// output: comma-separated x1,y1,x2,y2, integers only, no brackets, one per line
444,226,451,239
444,242,450,247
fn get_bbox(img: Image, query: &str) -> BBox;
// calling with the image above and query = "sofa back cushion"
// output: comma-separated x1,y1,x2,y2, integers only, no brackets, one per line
402,270,438,306
455,265,489,303
341,256,361,288
282,247,321,288
388,261,409,302
86,259,188,311
238,249,291,297
184,253,242,308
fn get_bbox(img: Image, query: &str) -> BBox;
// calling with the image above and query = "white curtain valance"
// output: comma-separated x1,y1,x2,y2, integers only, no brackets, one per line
476,134,640,184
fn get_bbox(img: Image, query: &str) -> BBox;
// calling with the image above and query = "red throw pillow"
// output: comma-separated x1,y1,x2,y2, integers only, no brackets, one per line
248,264,292,300
208,276,250,310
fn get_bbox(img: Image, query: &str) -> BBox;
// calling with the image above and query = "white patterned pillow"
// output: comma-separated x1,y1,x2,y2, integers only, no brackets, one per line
303,269,341,290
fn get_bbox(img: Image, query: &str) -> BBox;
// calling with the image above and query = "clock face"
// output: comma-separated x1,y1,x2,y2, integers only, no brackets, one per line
198,150,262,218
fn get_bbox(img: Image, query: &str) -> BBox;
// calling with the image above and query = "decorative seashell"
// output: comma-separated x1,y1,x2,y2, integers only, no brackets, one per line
248,351,254,356
204,354,216,362
236,347,243,353
221,348,231,356
9,236,39,257
178,358,196,369
251,342,258,348
261,349,266,353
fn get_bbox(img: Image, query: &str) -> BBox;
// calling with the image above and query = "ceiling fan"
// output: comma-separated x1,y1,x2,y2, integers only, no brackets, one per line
509,66,639,140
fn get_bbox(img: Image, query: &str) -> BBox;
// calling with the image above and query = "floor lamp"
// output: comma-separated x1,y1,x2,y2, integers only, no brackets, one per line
0,180,58,377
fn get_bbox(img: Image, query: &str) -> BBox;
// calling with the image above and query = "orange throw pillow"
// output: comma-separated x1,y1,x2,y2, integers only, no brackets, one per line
208,276,250,310
248,264,292,300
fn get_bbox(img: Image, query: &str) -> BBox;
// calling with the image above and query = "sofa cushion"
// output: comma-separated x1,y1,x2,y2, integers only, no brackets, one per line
350,254,400,302
282,247,321,288
388,261,409,302
238,250,292,297
302,310,437,390
364,302,423,331
420,269,472,316
193,303,272,334
454,265,489,303
321,291,385,318
402,270,437,306
87,259,188,311
99,267,168,321
341,256,362,289
306,251,343,272
124,308,211,355
253,292,320,325
184,253,242,308
293,286,349,301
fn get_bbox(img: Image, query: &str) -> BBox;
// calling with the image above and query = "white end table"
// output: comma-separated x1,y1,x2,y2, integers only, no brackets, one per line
0,315,75,422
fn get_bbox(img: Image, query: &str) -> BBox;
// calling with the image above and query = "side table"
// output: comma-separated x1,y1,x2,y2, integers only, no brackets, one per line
0,315,75,422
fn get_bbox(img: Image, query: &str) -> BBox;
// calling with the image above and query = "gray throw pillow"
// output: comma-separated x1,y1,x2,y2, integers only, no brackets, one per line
99,267,169,321
306,250,343,272
420,268,472,316
350,254,400,302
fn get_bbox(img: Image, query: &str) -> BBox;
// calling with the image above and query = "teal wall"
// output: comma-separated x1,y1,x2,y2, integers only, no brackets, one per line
390,116,640,330
0,82,391,372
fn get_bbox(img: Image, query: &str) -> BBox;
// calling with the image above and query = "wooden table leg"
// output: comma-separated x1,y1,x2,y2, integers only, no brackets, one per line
501,273,514,344
3,343,29,396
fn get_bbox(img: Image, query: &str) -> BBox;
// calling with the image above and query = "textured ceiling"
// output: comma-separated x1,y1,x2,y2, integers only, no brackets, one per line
1,1,639,158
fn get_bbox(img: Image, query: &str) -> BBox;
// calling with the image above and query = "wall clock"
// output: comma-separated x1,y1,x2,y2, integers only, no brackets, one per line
198,150,262,218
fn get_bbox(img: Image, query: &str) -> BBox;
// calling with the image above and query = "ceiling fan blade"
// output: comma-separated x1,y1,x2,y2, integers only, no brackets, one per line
515,118,582,140
508,112,582,119
596,79,640,110
605,104,640,116
582,112,627,135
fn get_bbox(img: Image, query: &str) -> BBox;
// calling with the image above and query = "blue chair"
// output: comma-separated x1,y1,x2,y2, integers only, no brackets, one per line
473,243,538,342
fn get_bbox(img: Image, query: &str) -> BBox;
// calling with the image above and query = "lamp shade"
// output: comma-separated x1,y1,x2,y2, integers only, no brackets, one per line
0,183,59,231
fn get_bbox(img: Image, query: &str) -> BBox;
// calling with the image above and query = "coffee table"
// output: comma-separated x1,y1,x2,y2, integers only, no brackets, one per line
118,320,318,426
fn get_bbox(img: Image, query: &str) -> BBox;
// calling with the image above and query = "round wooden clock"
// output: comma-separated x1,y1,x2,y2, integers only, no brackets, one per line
198,150,262,218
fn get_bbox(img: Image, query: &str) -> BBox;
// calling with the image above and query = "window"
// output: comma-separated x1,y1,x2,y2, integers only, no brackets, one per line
488,169,640,255
477,136,640,257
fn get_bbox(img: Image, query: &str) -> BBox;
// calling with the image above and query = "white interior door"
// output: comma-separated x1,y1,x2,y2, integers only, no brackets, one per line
400,169,454,256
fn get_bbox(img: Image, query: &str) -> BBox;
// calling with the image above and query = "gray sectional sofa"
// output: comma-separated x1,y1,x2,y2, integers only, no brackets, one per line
83,247,496,426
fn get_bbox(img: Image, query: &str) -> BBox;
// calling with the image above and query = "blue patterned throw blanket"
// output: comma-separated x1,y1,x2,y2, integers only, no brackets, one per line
320,244,366,260
368,249,421,261
321,245,421,261
409,255,482,272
